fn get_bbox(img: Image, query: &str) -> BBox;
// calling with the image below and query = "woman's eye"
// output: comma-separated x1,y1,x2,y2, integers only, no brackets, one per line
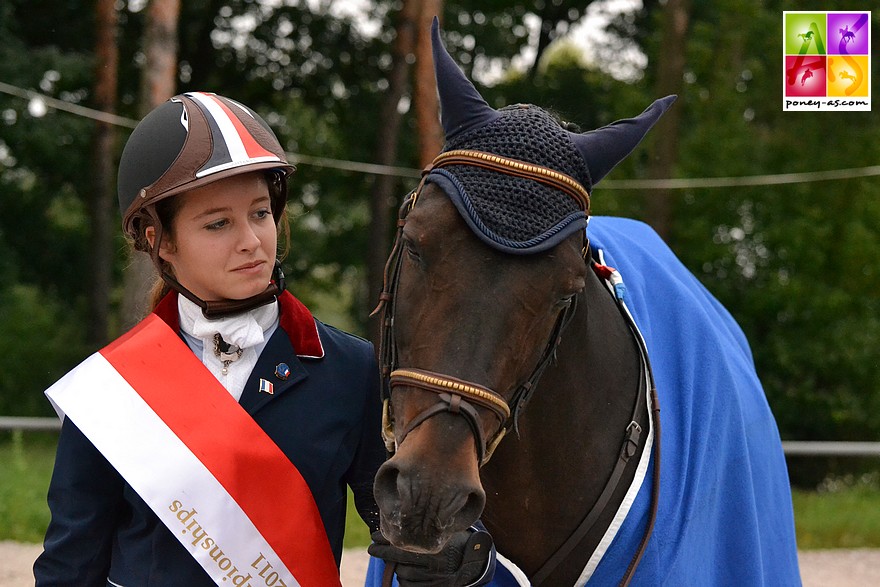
253,208,272,220
205,219,228,230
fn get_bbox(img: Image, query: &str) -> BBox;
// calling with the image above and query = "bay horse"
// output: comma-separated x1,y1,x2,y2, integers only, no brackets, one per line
368,19,801,586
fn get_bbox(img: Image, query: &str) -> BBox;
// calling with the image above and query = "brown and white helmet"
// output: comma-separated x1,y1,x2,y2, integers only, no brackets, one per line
117,91,295,251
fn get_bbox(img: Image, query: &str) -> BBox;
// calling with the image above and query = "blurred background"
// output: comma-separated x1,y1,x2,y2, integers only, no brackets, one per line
0,0,877,507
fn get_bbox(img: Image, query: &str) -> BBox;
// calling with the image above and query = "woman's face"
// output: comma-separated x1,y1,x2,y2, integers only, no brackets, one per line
157,171,278,301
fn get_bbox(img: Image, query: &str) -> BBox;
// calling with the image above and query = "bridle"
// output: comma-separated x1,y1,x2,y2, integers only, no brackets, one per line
372,149,660,587
372,149,588,466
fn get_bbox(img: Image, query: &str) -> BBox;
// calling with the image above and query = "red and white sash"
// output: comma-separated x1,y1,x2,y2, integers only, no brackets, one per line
46,314,341,587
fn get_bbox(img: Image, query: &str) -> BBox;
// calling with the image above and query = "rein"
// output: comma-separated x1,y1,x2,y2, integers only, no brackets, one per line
373,149,660,586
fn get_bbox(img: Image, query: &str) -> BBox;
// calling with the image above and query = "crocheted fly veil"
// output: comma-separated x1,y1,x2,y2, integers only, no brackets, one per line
426,18,676,254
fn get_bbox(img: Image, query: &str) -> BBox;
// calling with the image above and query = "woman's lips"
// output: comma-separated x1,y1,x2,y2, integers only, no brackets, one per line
232,260,266,274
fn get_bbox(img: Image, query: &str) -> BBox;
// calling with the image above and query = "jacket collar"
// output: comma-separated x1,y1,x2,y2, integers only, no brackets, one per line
153,290,325,359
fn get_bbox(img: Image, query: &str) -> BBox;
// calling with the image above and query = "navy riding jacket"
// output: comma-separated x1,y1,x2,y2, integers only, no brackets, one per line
34,291,385,586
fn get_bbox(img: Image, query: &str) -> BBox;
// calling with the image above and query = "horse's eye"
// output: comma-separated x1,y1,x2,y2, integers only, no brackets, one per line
403,239,421,262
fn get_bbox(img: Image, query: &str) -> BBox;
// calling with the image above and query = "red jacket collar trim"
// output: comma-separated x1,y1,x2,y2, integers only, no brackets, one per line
153,290,325,359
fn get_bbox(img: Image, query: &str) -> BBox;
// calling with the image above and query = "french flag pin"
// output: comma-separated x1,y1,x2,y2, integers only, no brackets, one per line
258,378,274,395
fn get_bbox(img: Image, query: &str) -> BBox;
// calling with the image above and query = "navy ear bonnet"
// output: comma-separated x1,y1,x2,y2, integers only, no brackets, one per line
427,105,594,254
426,17,676,254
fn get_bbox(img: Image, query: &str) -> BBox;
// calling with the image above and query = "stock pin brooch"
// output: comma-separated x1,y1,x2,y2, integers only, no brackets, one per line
213,333,243,376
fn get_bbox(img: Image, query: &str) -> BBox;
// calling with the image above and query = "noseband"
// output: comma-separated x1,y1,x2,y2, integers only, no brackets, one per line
388,368,511,465
373,150,589,466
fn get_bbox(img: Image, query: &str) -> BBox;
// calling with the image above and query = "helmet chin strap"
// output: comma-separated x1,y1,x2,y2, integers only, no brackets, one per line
160,260,286,319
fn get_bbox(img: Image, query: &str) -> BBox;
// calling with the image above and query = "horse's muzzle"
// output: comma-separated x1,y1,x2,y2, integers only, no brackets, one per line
373,439,486,553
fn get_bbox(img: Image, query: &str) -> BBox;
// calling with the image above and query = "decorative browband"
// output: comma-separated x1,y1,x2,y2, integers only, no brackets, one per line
430,149,591,215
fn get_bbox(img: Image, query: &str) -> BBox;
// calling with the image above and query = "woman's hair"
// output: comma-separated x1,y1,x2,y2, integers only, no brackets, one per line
146,195,182,310
137,171,292,311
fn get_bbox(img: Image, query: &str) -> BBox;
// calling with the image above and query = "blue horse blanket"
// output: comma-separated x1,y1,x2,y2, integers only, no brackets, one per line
366,216,801,586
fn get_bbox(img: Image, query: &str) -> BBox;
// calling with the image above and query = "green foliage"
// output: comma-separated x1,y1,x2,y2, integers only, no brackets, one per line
0,433,55,543
793,473,880,549
0,25,96,301
345,487,372,549
0,285,88,416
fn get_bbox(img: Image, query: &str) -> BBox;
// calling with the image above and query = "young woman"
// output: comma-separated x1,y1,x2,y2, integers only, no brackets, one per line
33,92,492,586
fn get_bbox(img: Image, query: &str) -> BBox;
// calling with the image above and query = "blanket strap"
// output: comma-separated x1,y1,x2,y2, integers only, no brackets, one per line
619,387,661,587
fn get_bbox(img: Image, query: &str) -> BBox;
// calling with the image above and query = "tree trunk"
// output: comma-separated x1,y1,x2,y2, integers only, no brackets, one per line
120,0,180,328
366,0,418,346
528,5,563,81
645,0,690,242
414,0,444,167
88,0,118,346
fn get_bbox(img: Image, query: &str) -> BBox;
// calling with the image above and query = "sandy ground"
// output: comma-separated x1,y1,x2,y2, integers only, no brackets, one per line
3,541,880,586
1,542,370,586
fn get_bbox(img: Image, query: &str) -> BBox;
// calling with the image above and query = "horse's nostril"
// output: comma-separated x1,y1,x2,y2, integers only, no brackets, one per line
460,486,486,525
373,462,401,508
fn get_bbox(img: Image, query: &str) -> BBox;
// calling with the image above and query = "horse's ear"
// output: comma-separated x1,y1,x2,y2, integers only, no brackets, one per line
431,16,501,141
569,95,677,186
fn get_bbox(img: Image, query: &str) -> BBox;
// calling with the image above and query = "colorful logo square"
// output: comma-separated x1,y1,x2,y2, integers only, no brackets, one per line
785,56,826,97
784,13,827,55
783,11,871,111
828,55,869,97
827,13,870,55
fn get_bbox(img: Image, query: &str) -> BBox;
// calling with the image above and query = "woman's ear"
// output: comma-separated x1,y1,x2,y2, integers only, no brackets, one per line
145,226,156,250
145,226,174,262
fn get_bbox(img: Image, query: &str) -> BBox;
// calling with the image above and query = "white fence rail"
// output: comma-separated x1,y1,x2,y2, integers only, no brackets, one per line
2,417,880,457
0,417,60,431
781,441,880,457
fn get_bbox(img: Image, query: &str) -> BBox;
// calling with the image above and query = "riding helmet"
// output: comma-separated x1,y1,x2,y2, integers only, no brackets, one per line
118,91,295,250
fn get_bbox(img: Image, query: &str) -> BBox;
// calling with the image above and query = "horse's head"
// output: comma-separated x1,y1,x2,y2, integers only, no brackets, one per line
374,181,589,552
373,18,674,553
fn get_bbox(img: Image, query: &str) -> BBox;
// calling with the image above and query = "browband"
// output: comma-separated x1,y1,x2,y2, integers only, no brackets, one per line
428,149,591,214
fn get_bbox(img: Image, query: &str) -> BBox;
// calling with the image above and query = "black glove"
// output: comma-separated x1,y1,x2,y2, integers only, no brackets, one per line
368,527,494,587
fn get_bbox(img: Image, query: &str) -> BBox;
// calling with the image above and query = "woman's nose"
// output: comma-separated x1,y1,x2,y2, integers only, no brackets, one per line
237,223,262,251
